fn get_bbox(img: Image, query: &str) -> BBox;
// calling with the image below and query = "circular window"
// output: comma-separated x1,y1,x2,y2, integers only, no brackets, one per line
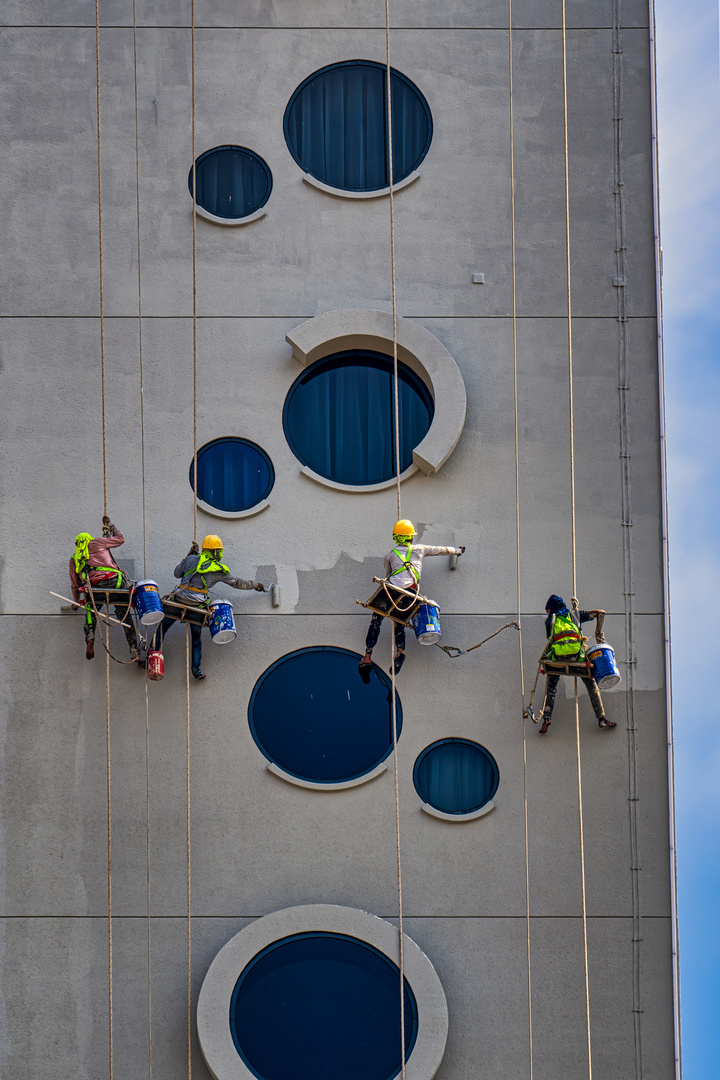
197,904,449,1080
189,145,272,220
249,646,402,785
283,350,434,487
413,738,500,816
230,932,417,1080
284,60,433,192
190,437,274,514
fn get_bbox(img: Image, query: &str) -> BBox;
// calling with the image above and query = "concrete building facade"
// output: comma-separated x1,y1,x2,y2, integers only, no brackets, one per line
0,2,679,1079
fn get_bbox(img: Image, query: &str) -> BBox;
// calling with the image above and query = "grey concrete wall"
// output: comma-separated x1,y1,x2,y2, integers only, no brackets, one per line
0,4,675,1079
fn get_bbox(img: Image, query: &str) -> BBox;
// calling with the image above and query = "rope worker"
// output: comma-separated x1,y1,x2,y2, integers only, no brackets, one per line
538,594,616,733
359,520,464,680
151,534,267,680
69,516,140,662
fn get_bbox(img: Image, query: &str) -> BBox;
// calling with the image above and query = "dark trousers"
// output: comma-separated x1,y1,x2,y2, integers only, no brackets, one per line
84,601,139,656
543,673,605,720
152,617,203,675
366,613,406,653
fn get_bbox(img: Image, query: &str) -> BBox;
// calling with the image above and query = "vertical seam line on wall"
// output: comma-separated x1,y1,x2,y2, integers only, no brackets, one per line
612,4,645,1077
561,5,594,1078
508,5,534,1078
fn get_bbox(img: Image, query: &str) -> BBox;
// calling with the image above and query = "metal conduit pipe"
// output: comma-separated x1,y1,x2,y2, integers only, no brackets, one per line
648,1,683,1077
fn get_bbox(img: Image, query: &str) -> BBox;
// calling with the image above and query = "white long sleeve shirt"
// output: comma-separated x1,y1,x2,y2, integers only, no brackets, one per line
383,543,461,590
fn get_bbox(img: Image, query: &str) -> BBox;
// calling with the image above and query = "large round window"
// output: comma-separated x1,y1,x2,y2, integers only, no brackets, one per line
283,350,434,487
284,60,433,192
413,738,499,816
190,437,274,514
248,646,402,785
230,932,417,1080
189,145,272,220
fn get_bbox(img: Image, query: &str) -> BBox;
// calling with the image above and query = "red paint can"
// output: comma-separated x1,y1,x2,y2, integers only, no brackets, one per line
147,650,164,681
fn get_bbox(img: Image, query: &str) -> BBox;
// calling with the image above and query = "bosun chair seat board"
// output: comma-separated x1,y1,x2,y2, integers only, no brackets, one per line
356,576,431,627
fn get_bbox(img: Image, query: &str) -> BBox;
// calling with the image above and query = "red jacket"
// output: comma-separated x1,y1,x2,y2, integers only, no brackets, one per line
69,529,126,602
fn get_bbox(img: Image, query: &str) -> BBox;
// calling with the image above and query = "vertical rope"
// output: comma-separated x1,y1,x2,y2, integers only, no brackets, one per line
94,0,108,516
185,625,192,1080
105,641,114,1080
385,5,405,1077
385,0,401,521
131,12,153,1074
508,6,533,1077
561,7,592,1077
95,9,113,1076
191,1,199,544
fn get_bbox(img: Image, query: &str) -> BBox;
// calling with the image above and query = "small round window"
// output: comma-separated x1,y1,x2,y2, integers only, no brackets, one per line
248,646,402,784
283,350,434,487
284,60,433,192
190,438,274,513
230,932,417,1080
413,738,499,816
189,145,272,219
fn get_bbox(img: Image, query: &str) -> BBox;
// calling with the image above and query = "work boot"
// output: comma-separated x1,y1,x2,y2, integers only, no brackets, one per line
539,713,551,734
85,638,95,661
192,669,206,681
358,651,373,684
390,650,406,676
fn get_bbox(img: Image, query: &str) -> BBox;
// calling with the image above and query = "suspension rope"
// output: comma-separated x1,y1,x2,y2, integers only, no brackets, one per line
131,4,153,1072
191,1,199,544
384,4,406,1077
508,5,534,1074
185,624,193,1080
94,10,113,1076
385,0,401,522
94,0,108,519
561,5,593,1077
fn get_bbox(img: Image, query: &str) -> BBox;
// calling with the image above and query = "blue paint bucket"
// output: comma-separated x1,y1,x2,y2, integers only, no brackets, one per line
132,579,164,625
208,600,236,645
413,602,441,645
587,642,621,689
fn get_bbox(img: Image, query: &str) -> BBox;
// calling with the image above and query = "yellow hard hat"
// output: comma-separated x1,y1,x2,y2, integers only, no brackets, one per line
201,534,223,551
392,519,416,540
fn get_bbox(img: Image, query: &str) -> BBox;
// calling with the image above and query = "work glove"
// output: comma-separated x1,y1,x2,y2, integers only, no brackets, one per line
458,546,466,554
188,540,199,556
102,515,111,525
254,582,266,592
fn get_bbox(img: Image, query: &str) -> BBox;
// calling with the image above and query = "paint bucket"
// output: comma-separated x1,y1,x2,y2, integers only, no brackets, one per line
133,579,164,625
586,641,621,689
413,602,441,645
208,600,236,645
147,650,164,681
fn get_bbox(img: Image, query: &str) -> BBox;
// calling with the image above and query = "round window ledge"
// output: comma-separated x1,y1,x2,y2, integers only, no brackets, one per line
197,496,270,520
421,800,496,823
302,171,420,200
267,760,388,791
286,310,466,477
197,904,449,1080
192,204,267,227
299,462,418,494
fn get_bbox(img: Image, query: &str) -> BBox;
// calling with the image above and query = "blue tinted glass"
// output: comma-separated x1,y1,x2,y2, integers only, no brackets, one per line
249,647,402,783
413,739,499,815
283,350,434,486
189,146,272,218
230,932,417,1080
284,61,432,192
190,438,274,513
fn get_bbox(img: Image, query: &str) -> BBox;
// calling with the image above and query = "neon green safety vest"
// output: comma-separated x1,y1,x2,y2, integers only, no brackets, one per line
389,544,420,585
546,613,585,660
181,553,230,596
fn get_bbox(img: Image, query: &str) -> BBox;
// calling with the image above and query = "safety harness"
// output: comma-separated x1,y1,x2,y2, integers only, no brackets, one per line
389,543,420,586
544,612,586,661
179,552,229,606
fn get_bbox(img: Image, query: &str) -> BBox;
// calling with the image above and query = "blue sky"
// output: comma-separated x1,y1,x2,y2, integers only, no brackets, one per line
656,0,720,1074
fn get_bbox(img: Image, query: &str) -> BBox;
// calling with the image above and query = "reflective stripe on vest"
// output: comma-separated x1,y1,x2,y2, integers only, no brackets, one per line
389,544,420,585
547,613,584,659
